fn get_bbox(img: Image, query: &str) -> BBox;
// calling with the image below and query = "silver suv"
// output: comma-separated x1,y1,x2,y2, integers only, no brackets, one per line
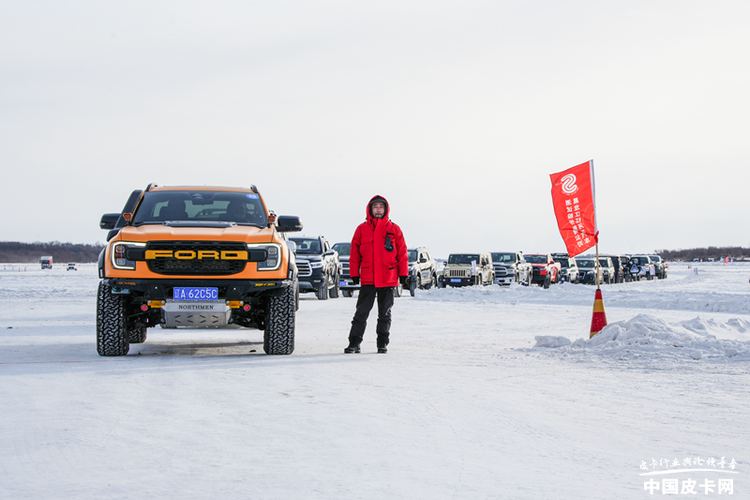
407,247,438,295
598,256,616,284
491,252,532,286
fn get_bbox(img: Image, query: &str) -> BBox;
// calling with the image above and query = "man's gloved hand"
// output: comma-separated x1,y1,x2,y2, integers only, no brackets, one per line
399,276,408,288
351,276,360,285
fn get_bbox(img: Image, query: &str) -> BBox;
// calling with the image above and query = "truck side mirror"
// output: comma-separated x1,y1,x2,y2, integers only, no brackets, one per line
100,213,120,230
276,215,303,232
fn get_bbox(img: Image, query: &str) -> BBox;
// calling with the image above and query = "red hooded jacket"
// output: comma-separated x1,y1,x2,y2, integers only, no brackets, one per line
349,195,408,288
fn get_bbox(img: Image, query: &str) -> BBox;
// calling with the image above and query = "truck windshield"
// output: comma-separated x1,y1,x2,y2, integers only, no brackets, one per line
491,253,514,263
408,250,418,263
576,259,595,268
525,255,547,264
131,191,268,227
448,254,479,264
333,243,350,256
290,238,321,254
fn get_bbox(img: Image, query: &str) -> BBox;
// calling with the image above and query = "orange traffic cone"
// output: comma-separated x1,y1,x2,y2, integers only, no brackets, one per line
590,288,608,338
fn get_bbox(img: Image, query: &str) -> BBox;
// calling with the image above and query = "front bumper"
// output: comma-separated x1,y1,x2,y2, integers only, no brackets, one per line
338,276,361,291
297,268,328,292
104,277,293,301
531,268,548,283
442,276,477,287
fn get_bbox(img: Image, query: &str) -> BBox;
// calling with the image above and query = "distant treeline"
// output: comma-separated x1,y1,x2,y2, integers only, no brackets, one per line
0,241,104,263
656,246,750,261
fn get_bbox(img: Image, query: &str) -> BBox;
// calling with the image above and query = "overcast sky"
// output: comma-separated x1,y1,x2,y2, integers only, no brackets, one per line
2,1,748,259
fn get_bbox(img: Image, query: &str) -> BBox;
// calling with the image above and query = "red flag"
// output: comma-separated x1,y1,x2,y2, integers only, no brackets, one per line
550,160,598,258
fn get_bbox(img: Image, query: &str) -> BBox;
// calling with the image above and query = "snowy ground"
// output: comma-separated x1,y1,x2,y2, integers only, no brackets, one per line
1,262,748,499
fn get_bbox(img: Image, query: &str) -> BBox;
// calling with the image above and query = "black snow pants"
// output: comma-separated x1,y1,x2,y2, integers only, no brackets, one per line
348,285,394,348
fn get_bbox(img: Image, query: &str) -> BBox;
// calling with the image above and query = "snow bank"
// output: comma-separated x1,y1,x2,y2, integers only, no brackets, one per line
528,314,750,364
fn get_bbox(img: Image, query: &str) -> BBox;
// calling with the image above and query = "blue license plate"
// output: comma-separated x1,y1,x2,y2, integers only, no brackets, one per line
339,280,346,286
451,278,461,283
173,287,219,301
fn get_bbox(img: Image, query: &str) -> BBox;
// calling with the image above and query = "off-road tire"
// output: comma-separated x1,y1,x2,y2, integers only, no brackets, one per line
428,274,437,290
543,274,551,289
317,272,329,300
96,281,130,356
342,290,353,298
410,276,418,297
329,271,340,299
394,284,402,297
128,326,147,344
263,285,295,355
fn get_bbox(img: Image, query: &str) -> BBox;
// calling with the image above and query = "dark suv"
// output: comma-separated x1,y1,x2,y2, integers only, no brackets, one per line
332,241,358,297
290,236,340,300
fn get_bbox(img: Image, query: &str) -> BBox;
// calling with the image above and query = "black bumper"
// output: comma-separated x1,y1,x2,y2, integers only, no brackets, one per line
298,268,327,292
104,277,294,301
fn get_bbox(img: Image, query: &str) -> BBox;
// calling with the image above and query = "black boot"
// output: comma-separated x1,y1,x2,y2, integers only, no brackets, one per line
344,341,361,354
377,346,387,354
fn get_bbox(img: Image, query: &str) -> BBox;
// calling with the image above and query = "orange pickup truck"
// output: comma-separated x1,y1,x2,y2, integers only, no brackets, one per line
97,184,302,356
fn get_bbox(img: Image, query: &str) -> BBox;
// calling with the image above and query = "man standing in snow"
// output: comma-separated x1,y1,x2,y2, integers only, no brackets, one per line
345,195,408,354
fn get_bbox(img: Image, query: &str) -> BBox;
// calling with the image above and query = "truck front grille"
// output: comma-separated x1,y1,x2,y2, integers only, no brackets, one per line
448,269,468,278
493,265,509,277
297,261,312,277
145,241,248,276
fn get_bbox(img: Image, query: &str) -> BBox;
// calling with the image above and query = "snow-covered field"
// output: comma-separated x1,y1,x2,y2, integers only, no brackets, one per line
1,262,747,499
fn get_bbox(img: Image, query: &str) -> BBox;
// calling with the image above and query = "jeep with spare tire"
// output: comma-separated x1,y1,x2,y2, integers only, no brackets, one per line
96,184,302,356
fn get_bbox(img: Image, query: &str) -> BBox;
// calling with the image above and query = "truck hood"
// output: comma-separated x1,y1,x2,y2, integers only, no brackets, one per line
116,224,274,243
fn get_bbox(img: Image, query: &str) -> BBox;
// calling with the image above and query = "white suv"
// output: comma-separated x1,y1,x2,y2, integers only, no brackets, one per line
440,252,495,287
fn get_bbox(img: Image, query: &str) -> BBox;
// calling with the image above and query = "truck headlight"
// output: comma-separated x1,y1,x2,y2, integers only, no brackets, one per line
111,241,146,270
310,260,324,269
248,243,282,271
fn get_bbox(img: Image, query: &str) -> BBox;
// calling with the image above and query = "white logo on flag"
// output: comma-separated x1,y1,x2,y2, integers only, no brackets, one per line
561,174,578,195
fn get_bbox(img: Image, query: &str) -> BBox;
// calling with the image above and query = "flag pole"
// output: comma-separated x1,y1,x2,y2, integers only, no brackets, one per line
595,242,600,289
590,241,608,338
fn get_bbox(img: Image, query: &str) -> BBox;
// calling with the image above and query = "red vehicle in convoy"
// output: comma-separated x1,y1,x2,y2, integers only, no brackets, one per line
524,254,561,289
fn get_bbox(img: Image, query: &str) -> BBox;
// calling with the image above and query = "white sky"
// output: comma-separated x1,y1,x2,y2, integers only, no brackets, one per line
2,1,749,259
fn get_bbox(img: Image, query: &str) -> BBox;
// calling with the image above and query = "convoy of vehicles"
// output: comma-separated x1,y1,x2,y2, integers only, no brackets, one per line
96,184,302,357
86,181,672,357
